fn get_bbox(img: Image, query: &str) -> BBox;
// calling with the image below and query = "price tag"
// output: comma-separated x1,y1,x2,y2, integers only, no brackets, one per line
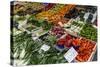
40,44,50,51
84,12,90,21
64,47,78,63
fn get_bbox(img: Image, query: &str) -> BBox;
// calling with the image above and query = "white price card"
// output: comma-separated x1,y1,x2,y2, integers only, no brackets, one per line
64,47,78,63
40,44,50,51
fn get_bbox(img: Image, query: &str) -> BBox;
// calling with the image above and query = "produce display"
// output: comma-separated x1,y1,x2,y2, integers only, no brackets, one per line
50,26,65,38
11,1,97,66
72,38,96,62
56,35,96,62
56,34,73,48
64,19,85,35
36,4,75,24
80,23,97,41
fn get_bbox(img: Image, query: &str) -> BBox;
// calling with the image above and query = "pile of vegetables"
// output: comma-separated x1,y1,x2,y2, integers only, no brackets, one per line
80,23,97,41
64,20,85,35
56,35,96,62
12,2,46,15
72,38,96,62
50,26,65,38
28,16,53,30
56,34,73,48
71,21,84,28
11,32,67,65
39,34,57,45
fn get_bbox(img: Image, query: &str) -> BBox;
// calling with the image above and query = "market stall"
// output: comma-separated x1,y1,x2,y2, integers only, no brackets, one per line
11,1,97,66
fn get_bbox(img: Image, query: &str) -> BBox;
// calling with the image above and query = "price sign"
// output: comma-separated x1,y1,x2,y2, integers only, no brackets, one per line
40,44,50,51
64,47,78,63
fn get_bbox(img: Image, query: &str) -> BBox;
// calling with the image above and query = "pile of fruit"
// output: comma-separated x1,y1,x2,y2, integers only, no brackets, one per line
12,2,47,15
